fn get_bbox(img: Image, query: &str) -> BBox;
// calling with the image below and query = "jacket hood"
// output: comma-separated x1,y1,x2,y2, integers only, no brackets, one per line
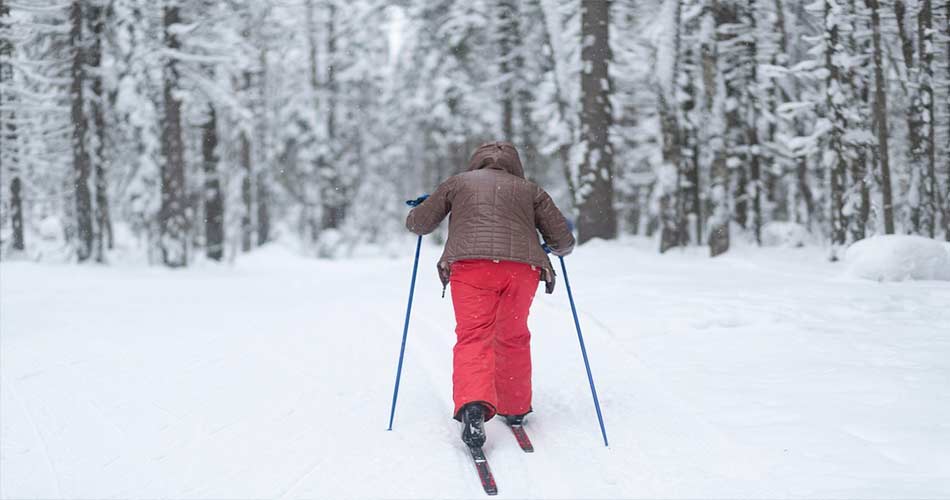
466,141,525,179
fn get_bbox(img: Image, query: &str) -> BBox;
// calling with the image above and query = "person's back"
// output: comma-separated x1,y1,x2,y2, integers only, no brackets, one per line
405,141,575,449
407,141,575,291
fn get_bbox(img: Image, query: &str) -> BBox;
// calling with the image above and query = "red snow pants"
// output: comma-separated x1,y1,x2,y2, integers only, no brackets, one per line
449,259,540,421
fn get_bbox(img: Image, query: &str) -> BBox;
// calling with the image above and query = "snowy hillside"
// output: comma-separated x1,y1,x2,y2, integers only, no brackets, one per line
3,240,949,498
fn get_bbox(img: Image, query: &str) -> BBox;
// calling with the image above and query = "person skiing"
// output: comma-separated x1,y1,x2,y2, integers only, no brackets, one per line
405,141,575,449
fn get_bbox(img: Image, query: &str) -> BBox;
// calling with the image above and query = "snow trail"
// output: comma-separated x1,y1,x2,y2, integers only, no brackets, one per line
2,240,949,498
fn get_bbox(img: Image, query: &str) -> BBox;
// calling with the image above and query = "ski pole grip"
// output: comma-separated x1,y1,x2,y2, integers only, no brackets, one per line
406,194,430,207
542,243,553,254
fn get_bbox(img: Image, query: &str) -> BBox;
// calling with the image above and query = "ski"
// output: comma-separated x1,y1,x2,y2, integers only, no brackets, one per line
508,424,534,452
468,445,498,495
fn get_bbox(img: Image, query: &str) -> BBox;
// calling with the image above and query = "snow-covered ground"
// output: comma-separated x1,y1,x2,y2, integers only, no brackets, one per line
2,238,949,498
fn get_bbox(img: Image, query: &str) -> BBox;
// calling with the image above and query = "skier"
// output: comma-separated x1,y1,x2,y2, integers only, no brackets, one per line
406,141,575,449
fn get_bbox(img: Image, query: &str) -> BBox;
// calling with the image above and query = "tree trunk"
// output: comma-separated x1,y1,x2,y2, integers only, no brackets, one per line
677,32,700,247
321,1,345,231
734,167,748,228
160,4,188,267
9,176,23,251
847,0,869,242
510,2,537,176
824,0,847,257
895,0,925,233
301,0,320,241
576,0,616,244
1,0,23,252
945,0,950,240
917,0,936,237
894,1,915,67
89,4,111,261
767,0,790,223
240,126,253,252
256,171,270,246
497,0,516,141
866,0,895,234
202,106,224,261
658,93,681,253
71,0,93,262
707,0,734,257
745,0,762,245
659,0,682,253
256,48,271,247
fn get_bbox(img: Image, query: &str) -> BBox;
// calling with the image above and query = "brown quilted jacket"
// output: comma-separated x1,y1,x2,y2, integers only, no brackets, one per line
406,142,575,293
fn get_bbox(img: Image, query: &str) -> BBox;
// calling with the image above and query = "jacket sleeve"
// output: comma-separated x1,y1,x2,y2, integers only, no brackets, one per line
406,177,454,235
534,187,575,256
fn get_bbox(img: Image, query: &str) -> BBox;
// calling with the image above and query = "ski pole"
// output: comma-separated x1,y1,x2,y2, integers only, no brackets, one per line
558,254,609,447
388,195,428,431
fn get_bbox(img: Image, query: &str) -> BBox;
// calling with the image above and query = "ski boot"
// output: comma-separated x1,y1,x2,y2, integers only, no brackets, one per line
461,403,487,448
504,413,527,426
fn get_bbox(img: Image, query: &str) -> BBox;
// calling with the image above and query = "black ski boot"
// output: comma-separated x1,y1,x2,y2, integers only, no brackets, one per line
461,403,487,448
504,413,527,426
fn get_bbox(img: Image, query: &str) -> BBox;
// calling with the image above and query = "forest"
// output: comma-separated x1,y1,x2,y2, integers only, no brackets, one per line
1,0,949,265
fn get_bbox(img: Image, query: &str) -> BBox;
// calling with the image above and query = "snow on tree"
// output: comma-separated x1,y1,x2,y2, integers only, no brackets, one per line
1,0,948,263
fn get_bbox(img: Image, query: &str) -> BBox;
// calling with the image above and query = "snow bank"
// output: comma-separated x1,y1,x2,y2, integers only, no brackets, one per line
38,216,64,240
845,235,950,281
761,221,809,247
